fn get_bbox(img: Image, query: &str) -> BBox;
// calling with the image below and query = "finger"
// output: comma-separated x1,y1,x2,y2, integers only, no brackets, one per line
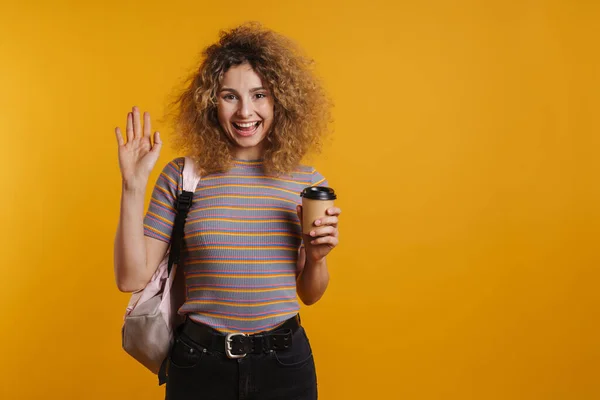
326,207,342,216
296,206,304,232
132,106,141,139
313,216,338,227
115,127,124,146
143,111,151,138
126,112,133,143
150,132,162,153
310,236,339,247
308,226,337,237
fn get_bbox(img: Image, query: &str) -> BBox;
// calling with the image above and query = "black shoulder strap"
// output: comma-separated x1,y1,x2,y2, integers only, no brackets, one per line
167,190,194,276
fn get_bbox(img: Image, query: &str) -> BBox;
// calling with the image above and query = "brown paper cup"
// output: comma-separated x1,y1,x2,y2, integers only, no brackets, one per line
301,198,335,235
300,186,337,235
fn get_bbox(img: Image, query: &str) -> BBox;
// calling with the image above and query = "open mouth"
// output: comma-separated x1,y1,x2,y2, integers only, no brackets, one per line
232,121,261,136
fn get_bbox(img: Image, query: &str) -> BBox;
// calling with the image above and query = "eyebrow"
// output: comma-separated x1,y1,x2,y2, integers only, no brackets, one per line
219,87,267,93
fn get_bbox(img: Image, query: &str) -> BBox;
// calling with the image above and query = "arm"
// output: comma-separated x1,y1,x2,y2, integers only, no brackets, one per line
295,206,341,305
296,248,330,305
113,182,169,292
113,106,168,292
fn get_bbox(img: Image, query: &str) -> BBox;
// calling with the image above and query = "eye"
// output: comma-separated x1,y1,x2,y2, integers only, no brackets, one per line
223,94,237,101
254,93,268,99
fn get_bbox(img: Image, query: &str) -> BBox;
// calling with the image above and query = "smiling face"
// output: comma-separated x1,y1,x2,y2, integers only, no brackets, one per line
217,62,275,160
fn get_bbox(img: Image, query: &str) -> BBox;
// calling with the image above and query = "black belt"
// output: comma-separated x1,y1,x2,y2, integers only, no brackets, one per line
180,314,301,359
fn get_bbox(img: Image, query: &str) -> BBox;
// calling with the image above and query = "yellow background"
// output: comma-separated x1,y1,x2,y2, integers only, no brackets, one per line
1,0,598,399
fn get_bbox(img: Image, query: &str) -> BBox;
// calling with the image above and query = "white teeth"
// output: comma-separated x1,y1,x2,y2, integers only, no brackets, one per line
235,122,258,128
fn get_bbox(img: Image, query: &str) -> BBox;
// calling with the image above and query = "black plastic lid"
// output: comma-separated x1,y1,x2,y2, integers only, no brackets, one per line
300,186,337,200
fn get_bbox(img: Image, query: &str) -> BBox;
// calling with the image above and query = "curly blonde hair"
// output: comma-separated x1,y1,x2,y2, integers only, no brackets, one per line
167,22,332,176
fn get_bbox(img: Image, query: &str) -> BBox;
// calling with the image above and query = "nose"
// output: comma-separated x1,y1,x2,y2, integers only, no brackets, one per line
236,96,253,119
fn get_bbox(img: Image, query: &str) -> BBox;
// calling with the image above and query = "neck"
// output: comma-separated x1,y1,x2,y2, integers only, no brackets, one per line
232,144,266,161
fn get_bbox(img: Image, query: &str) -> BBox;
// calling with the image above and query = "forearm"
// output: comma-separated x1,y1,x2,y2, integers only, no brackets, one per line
114,181,150,292
296,257,330,305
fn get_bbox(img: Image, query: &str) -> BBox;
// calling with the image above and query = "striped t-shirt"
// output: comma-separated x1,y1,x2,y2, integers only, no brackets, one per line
143,157,328,334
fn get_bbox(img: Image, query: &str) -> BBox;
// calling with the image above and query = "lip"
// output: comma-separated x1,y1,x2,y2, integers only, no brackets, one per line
232,120,262,137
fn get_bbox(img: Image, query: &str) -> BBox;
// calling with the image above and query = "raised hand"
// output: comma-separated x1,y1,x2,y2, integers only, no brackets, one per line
115,106,162,190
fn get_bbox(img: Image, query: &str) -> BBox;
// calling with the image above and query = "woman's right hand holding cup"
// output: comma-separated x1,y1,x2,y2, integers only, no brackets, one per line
115,106,162,191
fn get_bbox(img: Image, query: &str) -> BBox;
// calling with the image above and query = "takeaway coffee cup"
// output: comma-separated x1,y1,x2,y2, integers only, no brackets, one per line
300,186,337,235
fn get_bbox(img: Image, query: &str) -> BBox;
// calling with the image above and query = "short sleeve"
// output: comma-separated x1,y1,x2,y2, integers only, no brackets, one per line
311,168,329,187
143,158,184,243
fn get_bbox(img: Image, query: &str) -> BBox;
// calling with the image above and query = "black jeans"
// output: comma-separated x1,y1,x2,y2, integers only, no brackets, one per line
164,324,318,400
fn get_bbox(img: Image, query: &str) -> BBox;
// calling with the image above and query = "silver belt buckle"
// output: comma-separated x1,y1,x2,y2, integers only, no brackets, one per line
225,333,247,359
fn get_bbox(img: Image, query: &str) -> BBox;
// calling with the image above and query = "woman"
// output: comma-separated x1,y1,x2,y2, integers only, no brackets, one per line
114,23,340,399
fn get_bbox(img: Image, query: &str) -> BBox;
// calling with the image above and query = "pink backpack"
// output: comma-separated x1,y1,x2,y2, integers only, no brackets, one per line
121,157,200,375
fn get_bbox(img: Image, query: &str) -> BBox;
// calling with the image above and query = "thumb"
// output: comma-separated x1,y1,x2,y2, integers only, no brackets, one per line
151,132,162,152
297,205,304,231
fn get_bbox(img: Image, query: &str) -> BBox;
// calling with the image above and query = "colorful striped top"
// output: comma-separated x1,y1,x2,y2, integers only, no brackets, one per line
143,157,328,334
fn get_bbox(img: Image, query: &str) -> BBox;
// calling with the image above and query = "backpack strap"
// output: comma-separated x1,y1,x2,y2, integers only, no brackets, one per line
167,157,201,275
